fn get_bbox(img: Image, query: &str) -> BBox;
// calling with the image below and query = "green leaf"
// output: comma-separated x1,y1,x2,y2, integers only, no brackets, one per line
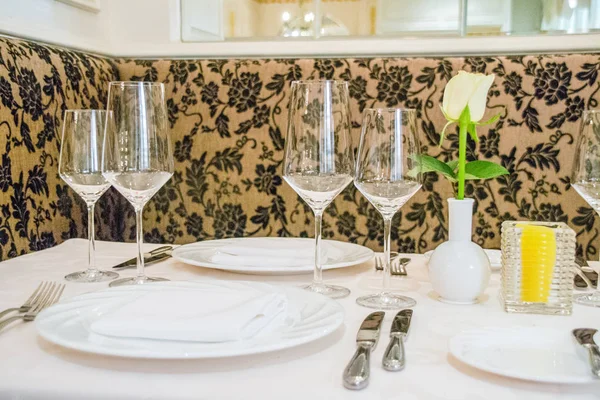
413,154,457,182
464,160,509,180
477,113,501,126
467,123,479,143
446,160,459,171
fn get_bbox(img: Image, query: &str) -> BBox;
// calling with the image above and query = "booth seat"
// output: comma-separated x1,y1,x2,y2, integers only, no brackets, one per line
0,37,119,260
1,35,598,260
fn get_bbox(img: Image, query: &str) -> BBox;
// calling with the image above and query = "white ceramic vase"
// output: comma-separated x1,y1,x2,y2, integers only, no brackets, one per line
428,198,491,304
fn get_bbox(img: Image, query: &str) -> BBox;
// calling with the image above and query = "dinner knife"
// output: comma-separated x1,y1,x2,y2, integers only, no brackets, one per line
112,247,173,269
573,328,600,377
342,311,385,390
382,309,412,371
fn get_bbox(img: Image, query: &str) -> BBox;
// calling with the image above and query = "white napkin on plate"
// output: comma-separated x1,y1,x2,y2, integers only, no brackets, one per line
210,240,343,267
89,287,287,343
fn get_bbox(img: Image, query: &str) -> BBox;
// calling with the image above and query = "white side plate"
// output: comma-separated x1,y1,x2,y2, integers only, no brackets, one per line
36,281,344,359
449,326,597,384
172,237,374,275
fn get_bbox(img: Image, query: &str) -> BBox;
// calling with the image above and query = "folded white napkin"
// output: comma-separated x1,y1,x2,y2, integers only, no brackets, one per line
210,240,343,267
89,287,287,343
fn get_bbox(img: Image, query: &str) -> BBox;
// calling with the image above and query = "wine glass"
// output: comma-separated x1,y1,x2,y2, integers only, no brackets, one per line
283,80,354,299
354,108,422,309
59,110,119,282
571,109,600,307
102,82,174,287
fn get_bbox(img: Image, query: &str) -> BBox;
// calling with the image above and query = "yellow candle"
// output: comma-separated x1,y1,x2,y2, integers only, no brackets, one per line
519,224,556,303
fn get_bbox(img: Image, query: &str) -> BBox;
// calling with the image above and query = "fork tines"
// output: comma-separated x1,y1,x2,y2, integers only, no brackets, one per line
374,257,407,276
29,282,65,316
24,281,54,313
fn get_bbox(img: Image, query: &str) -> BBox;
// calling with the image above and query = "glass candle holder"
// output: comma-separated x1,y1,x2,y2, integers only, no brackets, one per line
500,221,576,316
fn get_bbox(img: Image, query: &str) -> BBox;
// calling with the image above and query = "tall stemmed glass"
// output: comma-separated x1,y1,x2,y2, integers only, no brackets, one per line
571,109,600,307
354,108,422,309
283,80,354,299
59,110,119,282
102,82,174,287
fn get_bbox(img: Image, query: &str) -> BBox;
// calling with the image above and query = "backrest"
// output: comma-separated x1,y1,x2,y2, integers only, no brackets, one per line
0,34,597,259
113,56,600,258
0,36,119,260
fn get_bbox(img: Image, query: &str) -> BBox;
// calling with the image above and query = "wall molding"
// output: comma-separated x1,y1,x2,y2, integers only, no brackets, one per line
0,0,598,58
2,29,600,59
109,34,600,58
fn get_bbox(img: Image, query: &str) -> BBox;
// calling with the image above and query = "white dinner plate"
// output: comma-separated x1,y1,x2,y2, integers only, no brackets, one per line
35,281,344,359
424,249,501,271
172,237,374,275
449,327,596,384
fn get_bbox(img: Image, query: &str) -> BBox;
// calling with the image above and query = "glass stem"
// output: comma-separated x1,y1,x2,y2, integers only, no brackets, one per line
382,216,392,293
87,204,98,273
313,211,323,287
135,207,145,279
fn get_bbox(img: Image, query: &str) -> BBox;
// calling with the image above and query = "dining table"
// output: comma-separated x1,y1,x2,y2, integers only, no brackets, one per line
0,238,598,400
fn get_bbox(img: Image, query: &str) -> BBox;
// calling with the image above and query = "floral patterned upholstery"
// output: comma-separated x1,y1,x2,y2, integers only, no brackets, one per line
1,34,599,261
0,37,119,260
117,56,600,259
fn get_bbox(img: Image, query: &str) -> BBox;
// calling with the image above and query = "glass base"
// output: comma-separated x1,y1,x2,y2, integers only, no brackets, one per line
303,283,350,299
574,292,600,307
356,292,416,309
65,269,119,283
109,276,169,288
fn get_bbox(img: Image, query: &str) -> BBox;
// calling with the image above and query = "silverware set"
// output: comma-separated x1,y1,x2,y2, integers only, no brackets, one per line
0,282,65,331
343,310,413,390
4,260,599,387
112,245,174,270
374,256,409,276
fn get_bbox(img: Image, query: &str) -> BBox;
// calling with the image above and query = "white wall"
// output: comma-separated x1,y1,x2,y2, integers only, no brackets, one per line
0,0,108,53
104,0,181,46
0,0,598,57
0,0,181,54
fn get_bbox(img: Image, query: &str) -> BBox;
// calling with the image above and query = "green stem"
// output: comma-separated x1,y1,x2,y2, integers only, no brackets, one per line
457,107,471,200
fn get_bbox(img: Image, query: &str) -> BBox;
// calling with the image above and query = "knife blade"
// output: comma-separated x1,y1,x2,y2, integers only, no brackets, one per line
382,309,413,371
342,311,385,390
573,328,600,377
112,247,173,269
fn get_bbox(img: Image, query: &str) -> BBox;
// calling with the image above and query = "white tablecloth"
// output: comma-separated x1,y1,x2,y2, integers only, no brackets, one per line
0,239,598,400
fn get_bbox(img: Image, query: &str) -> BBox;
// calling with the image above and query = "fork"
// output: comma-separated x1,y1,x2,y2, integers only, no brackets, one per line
392,258,410,276
0,282,50,319
0,283,65,331
375,257,386,271
375,257,409,276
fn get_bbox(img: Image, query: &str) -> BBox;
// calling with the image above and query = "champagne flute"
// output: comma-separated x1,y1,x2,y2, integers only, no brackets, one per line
102,82,174,287
59,110,119,282
354,108,422,309
571,109,600,307
283,80,354,299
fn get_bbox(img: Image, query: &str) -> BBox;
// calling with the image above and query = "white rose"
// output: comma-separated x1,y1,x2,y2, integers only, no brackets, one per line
442,71,495,122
